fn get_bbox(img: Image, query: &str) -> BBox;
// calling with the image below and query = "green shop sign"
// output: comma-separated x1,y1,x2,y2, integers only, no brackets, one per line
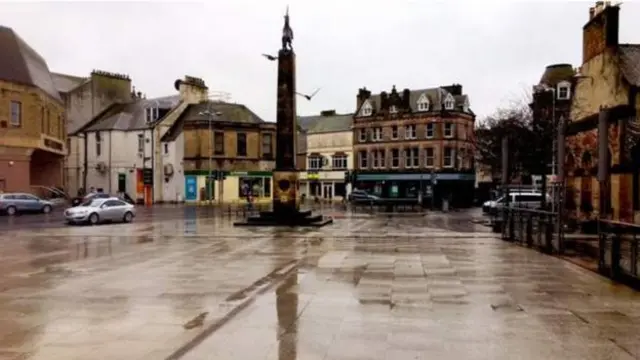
184,170,272,177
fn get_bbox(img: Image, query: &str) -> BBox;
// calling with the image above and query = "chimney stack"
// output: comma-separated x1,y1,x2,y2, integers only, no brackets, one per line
582,1,619,63
174,76,209,104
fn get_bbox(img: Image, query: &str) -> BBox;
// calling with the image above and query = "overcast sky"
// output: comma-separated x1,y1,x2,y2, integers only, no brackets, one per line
1,1,639,122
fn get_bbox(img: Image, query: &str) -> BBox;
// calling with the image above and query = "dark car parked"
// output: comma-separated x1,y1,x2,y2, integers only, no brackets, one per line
347,190,381,204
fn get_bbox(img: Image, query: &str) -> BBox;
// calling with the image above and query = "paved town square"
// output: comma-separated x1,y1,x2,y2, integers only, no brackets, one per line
0,209,638,360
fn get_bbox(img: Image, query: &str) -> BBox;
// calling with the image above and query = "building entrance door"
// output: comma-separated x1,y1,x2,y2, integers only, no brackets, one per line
322,183,333,199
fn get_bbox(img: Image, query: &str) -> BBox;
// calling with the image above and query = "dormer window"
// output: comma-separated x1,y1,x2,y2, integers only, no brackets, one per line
417,93,430,112
145,107,160,123
389,105,398,114
360,101,373,117
557,81,571,100
444,94,455,110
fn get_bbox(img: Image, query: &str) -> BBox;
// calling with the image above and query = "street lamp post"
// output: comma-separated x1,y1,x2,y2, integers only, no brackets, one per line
198,108,223,205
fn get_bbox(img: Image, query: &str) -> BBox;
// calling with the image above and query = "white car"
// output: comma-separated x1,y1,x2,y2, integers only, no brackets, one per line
484,191,552,215
64,197,136,225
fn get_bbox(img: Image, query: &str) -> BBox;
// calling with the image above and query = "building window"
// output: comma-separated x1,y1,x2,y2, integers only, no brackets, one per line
358,150,368,168
236,132,247,156
214,132,224,155
425,123,434,139
444,123,455,138
58,115,64,139
404,148,419,168
444,147,455,168
137,134,144,153
391,125,398,139
372,127,382,141
95,132,102,157
417,99,429,111
332,155,347,169
405,124,417,139
557,82,571,100
444,95,455,110
145,107,159,123
46,109,51,134
358,129,367,142
239,177,270,198
308,156,322,170
163,143,169,154
262,133,273,158
425,147,435,167
372,150,385,168
389,105,398,114
10,101,21,127
361,103,373,117
391,149,400,168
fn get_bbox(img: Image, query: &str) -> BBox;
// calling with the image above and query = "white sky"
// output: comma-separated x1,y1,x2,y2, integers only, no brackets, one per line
1,0,639,121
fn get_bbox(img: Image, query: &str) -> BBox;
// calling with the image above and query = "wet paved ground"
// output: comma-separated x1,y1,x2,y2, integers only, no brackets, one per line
1,208,639,359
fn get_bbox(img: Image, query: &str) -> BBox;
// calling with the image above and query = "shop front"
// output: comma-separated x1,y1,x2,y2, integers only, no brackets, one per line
354,172,476,208
183,170,272,203
301,171,349,201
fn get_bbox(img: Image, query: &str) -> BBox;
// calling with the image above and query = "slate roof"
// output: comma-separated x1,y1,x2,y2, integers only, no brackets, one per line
0,25,61,102
619,44,640,87
51,72,87,93
75,95,181,134
538,64,575,86
357,86,471,117
161,100,267,142
298,112,353,134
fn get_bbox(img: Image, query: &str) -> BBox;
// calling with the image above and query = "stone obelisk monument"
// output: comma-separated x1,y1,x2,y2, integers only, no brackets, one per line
272,7,299,218
234,8,332,227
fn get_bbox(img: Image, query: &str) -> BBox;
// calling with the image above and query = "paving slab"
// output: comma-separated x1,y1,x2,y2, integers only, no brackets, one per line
0,211,638,359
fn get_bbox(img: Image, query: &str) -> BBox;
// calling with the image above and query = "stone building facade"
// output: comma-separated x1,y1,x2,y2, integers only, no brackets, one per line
566,2,640,223
0,26,67,193
352,84,476,207
298,110,353,201
165,98,276,203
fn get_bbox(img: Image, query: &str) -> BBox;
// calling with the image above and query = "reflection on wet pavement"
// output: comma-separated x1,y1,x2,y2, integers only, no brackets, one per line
0,211,639,359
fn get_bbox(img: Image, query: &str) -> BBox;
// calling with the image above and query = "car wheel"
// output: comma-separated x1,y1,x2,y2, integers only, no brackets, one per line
6,206,17,216
123,212,133,223
88,213,99,225
42,205,52,214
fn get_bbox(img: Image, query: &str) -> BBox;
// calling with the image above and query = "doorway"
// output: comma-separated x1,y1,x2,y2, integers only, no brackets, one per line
322,183,333,200
118,173,126,193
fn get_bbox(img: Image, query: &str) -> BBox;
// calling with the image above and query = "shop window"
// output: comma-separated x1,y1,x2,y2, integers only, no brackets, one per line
238,177,267,198
334,182,346,197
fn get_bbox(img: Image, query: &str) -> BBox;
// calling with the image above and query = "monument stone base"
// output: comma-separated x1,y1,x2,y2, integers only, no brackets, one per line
234,170,333,227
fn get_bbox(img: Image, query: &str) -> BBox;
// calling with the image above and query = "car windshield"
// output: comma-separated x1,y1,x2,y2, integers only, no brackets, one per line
80,199,104,207
495,196,506,203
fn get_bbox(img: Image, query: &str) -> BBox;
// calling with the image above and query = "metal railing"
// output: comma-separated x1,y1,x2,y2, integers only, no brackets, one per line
597,220,640,290
497,207,561,254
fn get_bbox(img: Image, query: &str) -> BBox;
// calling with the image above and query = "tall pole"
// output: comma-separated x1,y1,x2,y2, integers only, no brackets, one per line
208,112,213,205
550,88,557,213
556,114,566,253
